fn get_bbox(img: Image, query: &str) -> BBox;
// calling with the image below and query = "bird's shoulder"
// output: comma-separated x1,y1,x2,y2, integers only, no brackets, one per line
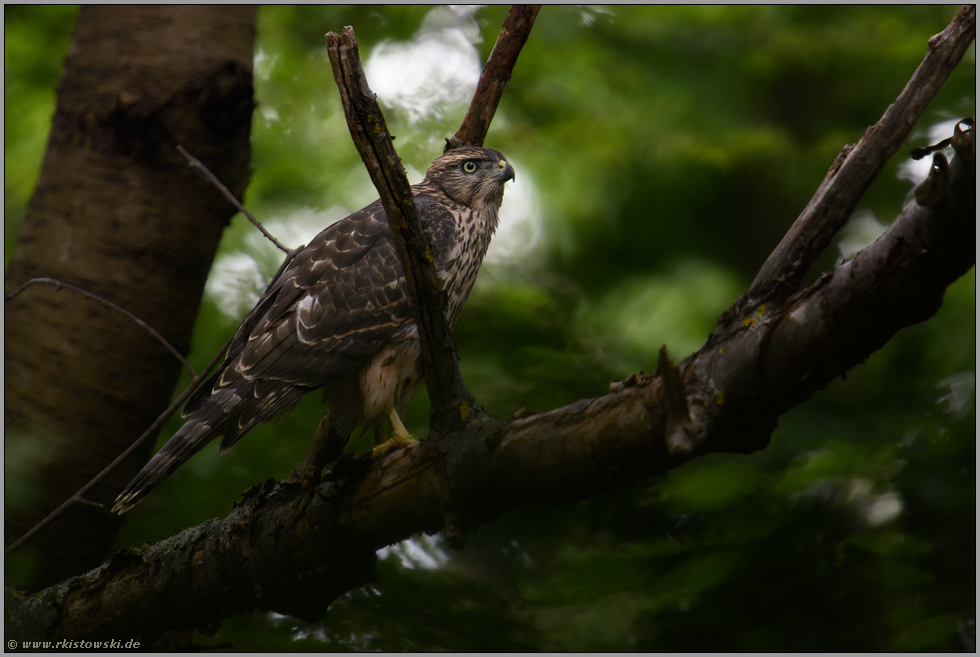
225,197,425,385
415,193,465,267
189,192,467,400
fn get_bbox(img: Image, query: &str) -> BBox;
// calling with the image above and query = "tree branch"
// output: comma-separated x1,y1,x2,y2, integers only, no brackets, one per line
747,4,975,305
680,118,975,456
326,26,475,424
446,5,541,150
6,117,974,643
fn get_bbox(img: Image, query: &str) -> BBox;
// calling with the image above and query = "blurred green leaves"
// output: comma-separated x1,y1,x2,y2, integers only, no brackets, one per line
654,458,766,513
587,261,746,367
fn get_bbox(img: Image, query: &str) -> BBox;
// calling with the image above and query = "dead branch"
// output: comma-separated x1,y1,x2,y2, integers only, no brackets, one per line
446,5,541,150
681,117,976,457
747,4,975,305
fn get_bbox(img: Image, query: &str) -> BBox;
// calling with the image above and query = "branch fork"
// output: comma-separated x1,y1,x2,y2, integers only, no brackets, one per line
324,8,539,432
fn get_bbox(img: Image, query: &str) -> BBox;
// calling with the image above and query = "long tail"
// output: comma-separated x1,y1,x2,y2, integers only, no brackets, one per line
112,378,309,514
111,415,224,514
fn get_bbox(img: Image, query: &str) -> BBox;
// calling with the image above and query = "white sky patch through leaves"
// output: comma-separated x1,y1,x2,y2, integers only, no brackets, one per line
365,6,483,125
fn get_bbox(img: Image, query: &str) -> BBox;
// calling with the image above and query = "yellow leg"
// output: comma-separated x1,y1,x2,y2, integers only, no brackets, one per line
388,408,413,442
369,409,416,459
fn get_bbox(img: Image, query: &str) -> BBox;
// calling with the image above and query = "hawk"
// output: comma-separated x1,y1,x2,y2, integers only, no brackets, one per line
113,146,515,513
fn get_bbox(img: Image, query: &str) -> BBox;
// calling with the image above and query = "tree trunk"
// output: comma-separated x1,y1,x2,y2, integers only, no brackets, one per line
4,5,256,591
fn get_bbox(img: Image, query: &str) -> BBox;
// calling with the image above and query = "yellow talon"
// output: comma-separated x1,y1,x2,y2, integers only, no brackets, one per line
388,408,413,442
368,409,416,459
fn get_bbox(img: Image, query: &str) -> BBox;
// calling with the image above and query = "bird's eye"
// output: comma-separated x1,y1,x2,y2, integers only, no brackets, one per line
462,161,478,173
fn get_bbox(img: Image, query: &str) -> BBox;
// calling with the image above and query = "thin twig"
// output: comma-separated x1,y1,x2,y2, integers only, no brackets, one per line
446,5,540,151
747,4,976,304
5,277,196,379
4,332,235,555
177,144,291,254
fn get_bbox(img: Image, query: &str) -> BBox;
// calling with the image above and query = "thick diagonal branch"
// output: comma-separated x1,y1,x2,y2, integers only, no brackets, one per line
747,3,975,305
326,27,474,423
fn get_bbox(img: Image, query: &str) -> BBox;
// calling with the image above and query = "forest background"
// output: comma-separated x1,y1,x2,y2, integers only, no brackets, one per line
4,5,975,651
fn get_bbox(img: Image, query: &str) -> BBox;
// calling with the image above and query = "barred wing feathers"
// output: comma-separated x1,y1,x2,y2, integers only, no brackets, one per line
113,197,459,513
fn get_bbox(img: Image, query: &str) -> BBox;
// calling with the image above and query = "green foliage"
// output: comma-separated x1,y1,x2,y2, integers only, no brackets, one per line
5,5,974,651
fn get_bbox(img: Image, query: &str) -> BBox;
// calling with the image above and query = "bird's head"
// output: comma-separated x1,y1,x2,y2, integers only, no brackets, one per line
422,146,515,211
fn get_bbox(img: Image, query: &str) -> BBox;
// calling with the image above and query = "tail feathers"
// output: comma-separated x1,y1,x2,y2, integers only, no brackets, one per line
112,379,311,514
218,384,308,453
112,417,221,514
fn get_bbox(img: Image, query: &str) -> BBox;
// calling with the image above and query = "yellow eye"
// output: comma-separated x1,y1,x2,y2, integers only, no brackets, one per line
462,161,478,173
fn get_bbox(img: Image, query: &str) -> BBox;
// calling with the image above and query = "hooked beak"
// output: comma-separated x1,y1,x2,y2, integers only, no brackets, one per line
493,160,516,183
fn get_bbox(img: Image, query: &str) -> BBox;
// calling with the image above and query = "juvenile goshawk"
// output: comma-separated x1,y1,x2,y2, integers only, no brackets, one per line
113,146,514,513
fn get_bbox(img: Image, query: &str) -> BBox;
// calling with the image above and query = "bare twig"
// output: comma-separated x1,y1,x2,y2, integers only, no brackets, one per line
5,277,195,379
747,4,976,304
4,333,234,555
446,5,540,151
177,145,291,254
326,27,474,419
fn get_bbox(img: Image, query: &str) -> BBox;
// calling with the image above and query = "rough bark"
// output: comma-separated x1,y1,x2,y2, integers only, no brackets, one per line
5,110,975,647
4,6,256,590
